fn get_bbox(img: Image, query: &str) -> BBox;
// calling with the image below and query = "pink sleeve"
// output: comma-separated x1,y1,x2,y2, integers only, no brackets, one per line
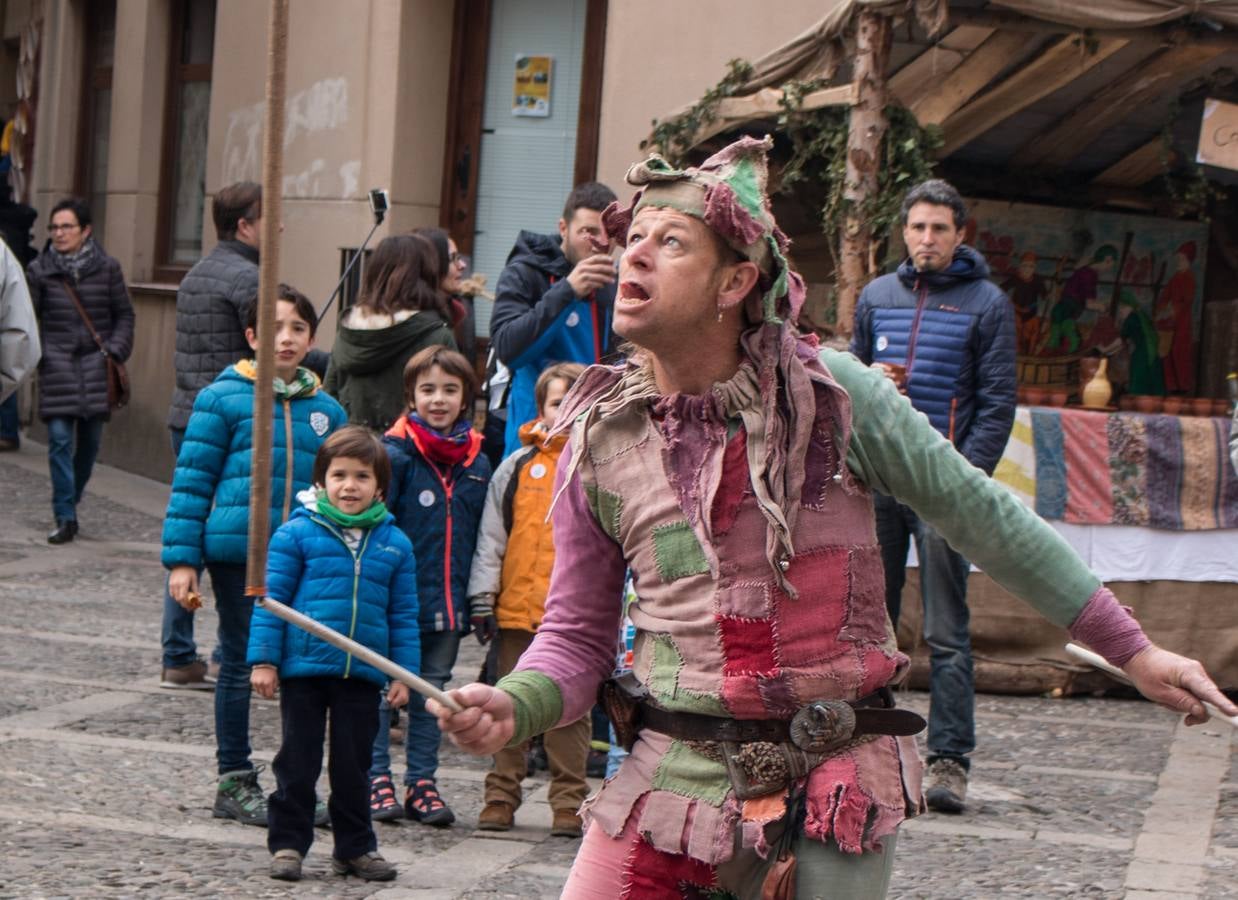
514,439,628,725
1067,586,1152,667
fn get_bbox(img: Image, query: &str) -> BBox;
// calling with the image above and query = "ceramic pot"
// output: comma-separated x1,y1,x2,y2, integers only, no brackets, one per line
1215,399,1232,417
1081,358,1113,409
1024,387,1049,406
1048,390,1069,406
1132,395,1161,414
1118,395,1137,412
1189,397,1214,417
1162,396,1184,415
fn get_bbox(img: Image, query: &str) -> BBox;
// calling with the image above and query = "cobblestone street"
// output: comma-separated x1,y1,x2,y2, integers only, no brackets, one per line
0,444,1233,899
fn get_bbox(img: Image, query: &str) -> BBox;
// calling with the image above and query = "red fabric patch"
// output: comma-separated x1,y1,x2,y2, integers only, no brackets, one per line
710,428,749,536
774,547,849,666
717,615,778,676
721,676,768,718
622,834,719,899
840,546,890,644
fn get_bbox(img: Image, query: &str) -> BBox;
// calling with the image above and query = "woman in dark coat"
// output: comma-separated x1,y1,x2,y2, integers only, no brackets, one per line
323,233,456,430
414,227,475,370
27,197,135,543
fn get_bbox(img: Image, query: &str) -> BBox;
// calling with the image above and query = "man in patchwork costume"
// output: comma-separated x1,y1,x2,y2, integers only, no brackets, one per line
430,137,1236,899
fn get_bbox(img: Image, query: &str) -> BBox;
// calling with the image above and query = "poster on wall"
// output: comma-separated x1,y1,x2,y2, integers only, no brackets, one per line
969,199,1207,395
512,55,552,117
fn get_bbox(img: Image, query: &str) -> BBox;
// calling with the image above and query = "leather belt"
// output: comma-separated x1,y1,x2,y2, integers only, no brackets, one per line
637,687,925,749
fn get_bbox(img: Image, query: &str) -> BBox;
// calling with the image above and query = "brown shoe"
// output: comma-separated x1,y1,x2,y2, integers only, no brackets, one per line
550,808,582,838
160,659,215,691
477,800,514,831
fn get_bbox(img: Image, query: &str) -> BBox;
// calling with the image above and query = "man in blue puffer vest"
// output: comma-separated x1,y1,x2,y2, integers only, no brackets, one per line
851,178,1016,815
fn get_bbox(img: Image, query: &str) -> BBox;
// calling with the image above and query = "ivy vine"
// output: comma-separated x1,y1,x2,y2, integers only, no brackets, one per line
643,63,942,263
1160,97,1226,221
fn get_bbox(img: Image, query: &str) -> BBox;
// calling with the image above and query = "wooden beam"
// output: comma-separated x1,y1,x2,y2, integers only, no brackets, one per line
889,25,994,108
1011,43,1226,169
909,30,1032,126
692,84,856,144
836,11,892,338
948,6,1238,50
1093,138,1171,186
938,36,1128,156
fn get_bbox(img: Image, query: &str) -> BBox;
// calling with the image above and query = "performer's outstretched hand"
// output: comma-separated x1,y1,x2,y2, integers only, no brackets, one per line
427,683,515,755
1123,645,1238,726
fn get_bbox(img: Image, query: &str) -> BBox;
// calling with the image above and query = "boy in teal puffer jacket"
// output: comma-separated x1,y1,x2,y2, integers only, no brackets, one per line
161,285,346,827
249,426,419,882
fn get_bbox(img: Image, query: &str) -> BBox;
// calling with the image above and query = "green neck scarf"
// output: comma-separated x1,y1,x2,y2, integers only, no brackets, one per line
316,494,389,529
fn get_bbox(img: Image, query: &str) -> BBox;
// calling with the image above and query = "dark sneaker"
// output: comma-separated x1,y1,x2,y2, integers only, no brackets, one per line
477,800,514,832
214,767,268,826
314,796,330,827
528,738,548,772
550,808,583,838
924,757,968,813
370,775,403,822
405,779,455,827
160,659,215,691
586,748,608,778
331,851,397,881
269,849,302,881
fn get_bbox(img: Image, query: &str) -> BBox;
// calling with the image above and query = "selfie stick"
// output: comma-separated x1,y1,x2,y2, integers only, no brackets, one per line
318,187,389,321
1064,643,1238,728
257,596,463,713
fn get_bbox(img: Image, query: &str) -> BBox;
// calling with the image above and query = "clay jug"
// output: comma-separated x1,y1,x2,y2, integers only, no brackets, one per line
1081,358,1113,409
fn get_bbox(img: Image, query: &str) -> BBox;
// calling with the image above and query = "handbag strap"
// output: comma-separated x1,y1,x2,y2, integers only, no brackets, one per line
61,279,110,356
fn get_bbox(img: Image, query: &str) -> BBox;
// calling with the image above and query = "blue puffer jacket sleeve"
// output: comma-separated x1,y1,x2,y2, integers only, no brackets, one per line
161,385,230,569
247,522,302,666
958,293,1017,474
387,537,421,675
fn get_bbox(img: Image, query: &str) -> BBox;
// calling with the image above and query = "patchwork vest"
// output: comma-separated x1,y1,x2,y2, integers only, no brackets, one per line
575,374,921,863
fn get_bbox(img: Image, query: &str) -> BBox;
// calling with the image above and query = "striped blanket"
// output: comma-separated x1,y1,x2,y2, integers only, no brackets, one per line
993,407,1238,531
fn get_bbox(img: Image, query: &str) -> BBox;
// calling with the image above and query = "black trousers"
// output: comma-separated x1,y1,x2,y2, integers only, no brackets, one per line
267,676,381,860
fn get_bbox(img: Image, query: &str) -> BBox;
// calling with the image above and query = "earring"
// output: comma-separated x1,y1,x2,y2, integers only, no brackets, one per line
716,308,724,323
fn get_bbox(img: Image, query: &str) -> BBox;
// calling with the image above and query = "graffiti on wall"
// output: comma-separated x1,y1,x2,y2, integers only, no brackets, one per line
222,76,359,199
969,199,1208,395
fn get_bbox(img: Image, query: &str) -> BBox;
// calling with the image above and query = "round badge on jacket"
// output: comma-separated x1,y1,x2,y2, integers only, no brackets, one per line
566,311,580,328
418,490,435,507
529,463,547,480
876,335,888,352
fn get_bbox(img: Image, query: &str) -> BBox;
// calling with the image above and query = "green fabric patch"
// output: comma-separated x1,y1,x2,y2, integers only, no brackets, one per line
646,635,729,716
651,740,731,806
584,484,624,541
496,670,563,747
652,521,709,582
730,157,764,219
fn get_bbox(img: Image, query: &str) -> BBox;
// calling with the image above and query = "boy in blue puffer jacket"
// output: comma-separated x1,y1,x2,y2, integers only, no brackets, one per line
249,426,419,883
161,285,347,827
368,344,490,827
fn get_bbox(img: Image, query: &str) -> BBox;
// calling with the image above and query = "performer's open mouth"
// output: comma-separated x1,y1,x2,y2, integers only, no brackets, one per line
618,281,650,306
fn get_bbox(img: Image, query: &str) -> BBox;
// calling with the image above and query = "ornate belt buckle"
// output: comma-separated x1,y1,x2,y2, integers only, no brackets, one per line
719,740,787,801
789,701,857,753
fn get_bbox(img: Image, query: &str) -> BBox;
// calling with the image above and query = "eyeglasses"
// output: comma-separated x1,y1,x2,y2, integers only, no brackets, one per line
449,252,467,265
48,224,81,233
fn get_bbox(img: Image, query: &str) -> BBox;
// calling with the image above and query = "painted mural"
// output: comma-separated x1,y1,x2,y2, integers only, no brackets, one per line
968,199,1207,395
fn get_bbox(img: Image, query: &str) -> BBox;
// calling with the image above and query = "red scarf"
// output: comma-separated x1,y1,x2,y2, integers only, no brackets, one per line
402,413,478,468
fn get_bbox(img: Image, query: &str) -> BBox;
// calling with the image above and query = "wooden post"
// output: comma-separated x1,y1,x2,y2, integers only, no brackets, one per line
836,10,892,338
245,0,290,599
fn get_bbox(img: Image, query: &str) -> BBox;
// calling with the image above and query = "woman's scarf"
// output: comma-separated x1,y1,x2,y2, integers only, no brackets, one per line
406,412,474,467
49,237,99,283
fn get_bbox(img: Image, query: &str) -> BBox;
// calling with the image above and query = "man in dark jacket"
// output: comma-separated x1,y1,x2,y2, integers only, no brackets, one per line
851,178,1016,814
489,182,617,457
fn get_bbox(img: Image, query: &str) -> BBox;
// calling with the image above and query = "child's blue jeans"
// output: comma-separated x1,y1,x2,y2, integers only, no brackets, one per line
371,629,460,785
207,562,254,774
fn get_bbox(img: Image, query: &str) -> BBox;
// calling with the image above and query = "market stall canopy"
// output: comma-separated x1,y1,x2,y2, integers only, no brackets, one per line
660,0,1238,200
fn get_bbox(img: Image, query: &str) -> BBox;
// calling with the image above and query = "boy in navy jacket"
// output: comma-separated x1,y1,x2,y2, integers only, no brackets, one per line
250,426,419,882
369,345,490,826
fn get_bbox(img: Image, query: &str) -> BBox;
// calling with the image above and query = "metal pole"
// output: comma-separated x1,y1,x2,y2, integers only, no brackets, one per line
246,0,290,599
257,597,463,712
